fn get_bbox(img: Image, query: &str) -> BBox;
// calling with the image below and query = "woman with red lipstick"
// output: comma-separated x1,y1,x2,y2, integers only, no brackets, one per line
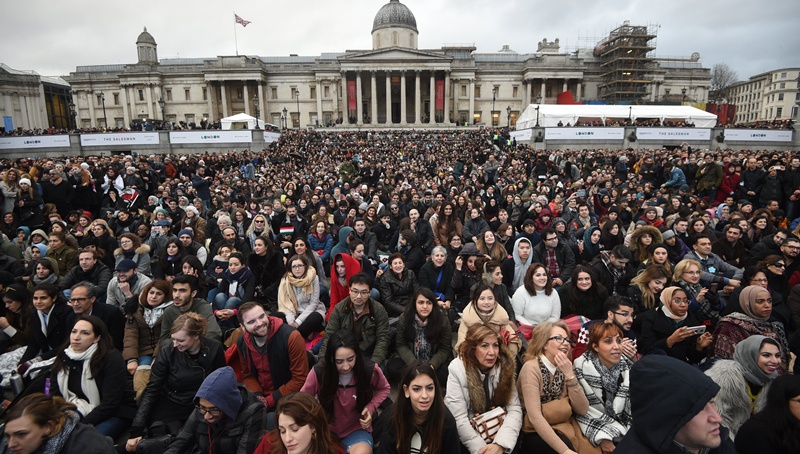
705,335,782,439
712,285,790,372
444,323,522,454
572,322,633,453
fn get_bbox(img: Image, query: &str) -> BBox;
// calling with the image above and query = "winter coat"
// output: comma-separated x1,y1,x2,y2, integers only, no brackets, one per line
531,241,576,284
704,359,770,439
456,302,520,357
123,295,171,361
573,352,633,446
20,302,73,363
59,261,113,300
378,269,419,318
0,415,114,454
418,261,455,304
328,253,362,319
48,244,77,278
307,231,334,262
113,244,152,277
711,313,790,371
331,226,353,258
634,307,706,364
463,217,489,243
394,310,452,370
320,297,390,364
14,189,44,228
159,298,222,345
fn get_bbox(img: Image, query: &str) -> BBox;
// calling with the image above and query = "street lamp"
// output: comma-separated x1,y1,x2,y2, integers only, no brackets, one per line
295,88,300,129
282,107,288,130
100,93,107,129
535,95,542,127
628,106,632,124
506,105,511,128
681,87,687,103
158,97,166,129
492,87,497,126
253,94,260,129
68,100,76,130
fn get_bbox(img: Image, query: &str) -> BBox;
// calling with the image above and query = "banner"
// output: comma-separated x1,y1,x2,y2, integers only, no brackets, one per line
80,132,160,146
636,128,710,141
724,129,793,142
263,131,281,143
545,128,625,140
347,80,356,111
435,80,444,110
169,130,252,144
0,135,70,149
2,116,12,132
510,129,533,141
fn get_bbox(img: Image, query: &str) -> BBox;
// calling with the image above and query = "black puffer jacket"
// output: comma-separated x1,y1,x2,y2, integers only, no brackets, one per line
130,338,225,436
378,269,419,317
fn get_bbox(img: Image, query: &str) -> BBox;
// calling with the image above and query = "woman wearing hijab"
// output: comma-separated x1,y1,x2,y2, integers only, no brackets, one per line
579,226,602,264
712,285,790,372
704,335,782,439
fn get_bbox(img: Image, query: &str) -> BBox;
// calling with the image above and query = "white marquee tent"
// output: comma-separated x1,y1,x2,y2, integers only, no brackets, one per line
220,113,266,130
515,105,717,129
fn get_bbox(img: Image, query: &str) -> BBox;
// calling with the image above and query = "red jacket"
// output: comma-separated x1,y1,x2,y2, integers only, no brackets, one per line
327,253,362,321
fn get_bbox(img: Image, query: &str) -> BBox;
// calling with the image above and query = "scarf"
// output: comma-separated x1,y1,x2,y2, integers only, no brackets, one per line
57,343,101,418
659,286,688,324
588,352,623,416
733,335,779,387
35,410,79,454
413,315,432,361
32,272,58,286
143,300,174,328
224,266,253,298
538,356,565,403
278,268,317,316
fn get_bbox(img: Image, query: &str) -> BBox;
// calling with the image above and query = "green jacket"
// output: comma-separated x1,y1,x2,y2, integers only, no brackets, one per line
394,311,452,369
320,297,389,364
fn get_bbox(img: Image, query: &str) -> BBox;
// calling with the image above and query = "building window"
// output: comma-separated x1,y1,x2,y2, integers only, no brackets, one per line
310,87,316,99
461,85,466,97
512,86,518,98
237,89,243,100
475,85,481,98
113,93,119,105
203,88,207,101
781,72,787,78
185,89,191,101
473,112,481,124
324,85,330,98
271,87,278,100
97,94,103,106
779,93,784,101
292,88,299,99
776,107,783,117
780,83,786,89
166,89,173,101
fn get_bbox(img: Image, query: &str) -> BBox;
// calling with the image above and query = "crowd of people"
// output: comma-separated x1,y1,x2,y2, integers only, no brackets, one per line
0,128,800,454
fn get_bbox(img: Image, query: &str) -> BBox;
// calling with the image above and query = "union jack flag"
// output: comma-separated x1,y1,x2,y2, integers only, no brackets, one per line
235,14,251,27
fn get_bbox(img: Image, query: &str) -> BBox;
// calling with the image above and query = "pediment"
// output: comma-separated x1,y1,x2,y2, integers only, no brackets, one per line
339,47,451,63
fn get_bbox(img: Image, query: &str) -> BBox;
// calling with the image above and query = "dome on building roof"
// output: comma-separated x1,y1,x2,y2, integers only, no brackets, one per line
372,0,418,33
136,27,157,45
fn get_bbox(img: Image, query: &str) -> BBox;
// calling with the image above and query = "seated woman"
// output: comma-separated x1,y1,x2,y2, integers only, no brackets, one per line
476,229,508,263
418,246,456,313
212,252,255,330
154,239,185,282
627,265,670,315
278,255,325,339
724,265,790,328
47,232,77,279
254,392,344,454
388,287,453,386
123,280,173,375
247,235,283,310
511,263,561,339
635,286,713,364
0,284,32,355
0,393,114,453
445,323,522,454
558,266,609,321
705,335,782,439
125,313,225,452
579,226,602,264
18,283,72,373
378,253,420,323
573,322,633,452
301,331,391,454
379,361,461,454
50,316,137,438
517,321,597,454
457,283,521,358
472,259,516,326
673,258,722,328
308,219,334,268
114,232,152,277
735,375,800,454
636,243,673,274
712,285,790,372
26,257,60,293
328,252,362,319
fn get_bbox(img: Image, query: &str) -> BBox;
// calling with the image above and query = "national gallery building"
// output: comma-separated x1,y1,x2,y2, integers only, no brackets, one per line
64,0,710,130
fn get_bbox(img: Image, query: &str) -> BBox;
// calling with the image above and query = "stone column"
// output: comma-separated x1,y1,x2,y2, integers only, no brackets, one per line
243,83,251,116
334,77,340,121
18,94,29,129
205,83,214,120
144,84,154,119
563,79,568,93
444,71,450,124
2,93,13,119
87,91,97,127
468,79,475,124
576,81,582,102
452,78,459,123
120,85,130,126
356,72,363,125
400,71,407,125
525,80,531,105
258,82,266,123
220,82,229,118
385,72,391,124
429,72,435,123
414,71,421,125
316,79,323,125
128,87,137,120
540,79,546,104
370,71,378,124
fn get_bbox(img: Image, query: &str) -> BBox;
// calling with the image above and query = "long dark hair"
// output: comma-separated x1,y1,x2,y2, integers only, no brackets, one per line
393,362,446,454
266,392,342,454
319,331,373,419
563,265,606,313
523,262,553,296
52,315,112,379
402,288,445,347
753,374,800,451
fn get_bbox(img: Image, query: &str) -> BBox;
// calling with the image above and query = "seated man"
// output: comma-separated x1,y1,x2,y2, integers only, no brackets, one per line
159,274,222,344
574,295,637,360
106,258,152,310
67,281,125,351
319,273,389,365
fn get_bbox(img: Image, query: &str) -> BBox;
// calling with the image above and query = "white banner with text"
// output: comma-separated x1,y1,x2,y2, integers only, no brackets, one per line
723,129,793,142
636,128,711,141
0,135,70,149
169,131,252,144
80,132,160,146
510,129,533,141
545,128,625,140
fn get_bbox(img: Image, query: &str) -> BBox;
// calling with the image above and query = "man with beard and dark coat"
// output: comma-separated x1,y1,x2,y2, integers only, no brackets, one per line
712,223,748,268
616,354,736,454
41,169,74,219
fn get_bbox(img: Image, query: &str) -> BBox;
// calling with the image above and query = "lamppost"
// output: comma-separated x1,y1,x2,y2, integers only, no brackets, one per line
492,87,497,126
68,100,76,130
158,97,166,130
253,94,260,129
100,93,107,129
535,95,542,127
506,105,511,128
681,87,687,103
295,88,300,129
282,107,288,130
628,106,632,124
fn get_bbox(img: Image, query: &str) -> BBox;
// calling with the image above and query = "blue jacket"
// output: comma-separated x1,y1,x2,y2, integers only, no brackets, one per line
663,167,687,188
307,232,334,262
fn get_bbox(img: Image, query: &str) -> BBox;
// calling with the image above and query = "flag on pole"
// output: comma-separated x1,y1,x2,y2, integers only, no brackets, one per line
235,14,251,27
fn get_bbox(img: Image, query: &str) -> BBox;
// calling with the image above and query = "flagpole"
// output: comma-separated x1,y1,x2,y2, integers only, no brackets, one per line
233,12,239,56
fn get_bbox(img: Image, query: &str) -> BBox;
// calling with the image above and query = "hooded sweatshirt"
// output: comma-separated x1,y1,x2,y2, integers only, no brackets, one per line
195,366,242,420
331,226,354,257
616,355,736,454
502,237,532,294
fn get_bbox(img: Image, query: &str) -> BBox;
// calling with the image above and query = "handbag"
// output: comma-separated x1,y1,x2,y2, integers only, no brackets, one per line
470,406,507,443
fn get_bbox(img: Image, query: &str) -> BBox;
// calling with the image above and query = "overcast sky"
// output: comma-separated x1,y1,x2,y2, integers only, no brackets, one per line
2,0,798,84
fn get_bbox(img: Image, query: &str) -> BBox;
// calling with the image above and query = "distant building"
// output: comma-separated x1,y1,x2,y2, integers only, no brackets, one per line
64,1,709,130
730,67,800,124
0,63,71,131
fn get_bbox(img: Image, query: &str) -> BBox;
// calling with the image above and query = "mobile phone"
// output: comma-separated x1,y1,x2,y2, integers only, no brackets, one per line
709,283,718,293
685,326,706,335
576,190,587,197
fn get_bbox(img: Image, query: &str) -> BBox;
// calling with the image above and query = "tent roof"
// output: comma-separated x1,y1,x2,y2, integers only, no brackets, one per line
516,104,717,129
221,113,257,122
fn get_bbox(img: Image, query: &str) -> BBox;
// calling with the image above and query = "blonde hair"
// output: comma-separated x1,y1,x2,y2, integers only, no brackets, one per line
673,258,702,283
523,321,571,363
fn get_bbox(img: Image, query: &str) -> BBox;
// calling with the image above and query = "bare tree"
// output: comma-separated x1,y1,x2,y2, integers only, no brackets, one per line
710,63,739,102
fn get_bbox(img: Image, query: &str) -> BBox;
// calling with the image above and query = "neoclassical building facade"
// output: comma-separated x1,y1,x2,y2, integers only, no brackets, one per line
65,0,710,130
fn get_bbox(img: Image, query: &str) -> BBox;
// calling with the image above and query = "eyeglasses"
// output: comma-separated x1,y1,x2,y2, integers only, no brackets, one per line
545,237,558,242
671,298,690,305
349,289,370,296
291,264,305,269
254,220,265,224
69,298,89,304
195,405,222,417
771,263,786,268
612,311,633,318
683,271,701,275
547,335,575,346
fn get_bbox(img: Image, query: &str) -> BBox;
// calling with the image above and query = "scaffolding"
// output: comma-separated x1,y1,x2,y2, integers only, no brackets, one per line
594,21,657,103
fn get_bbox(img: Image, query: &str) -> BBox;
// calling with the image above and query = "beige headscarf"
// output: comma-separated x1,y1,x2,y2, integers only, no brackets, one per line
739,285,770,321
659,286,687,323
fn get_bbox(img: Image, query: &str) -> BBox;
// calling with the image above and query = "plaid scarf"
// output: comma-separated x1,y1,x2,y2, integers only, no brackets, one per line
574,352,633,445
544,249,560,279
413,315,432,362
